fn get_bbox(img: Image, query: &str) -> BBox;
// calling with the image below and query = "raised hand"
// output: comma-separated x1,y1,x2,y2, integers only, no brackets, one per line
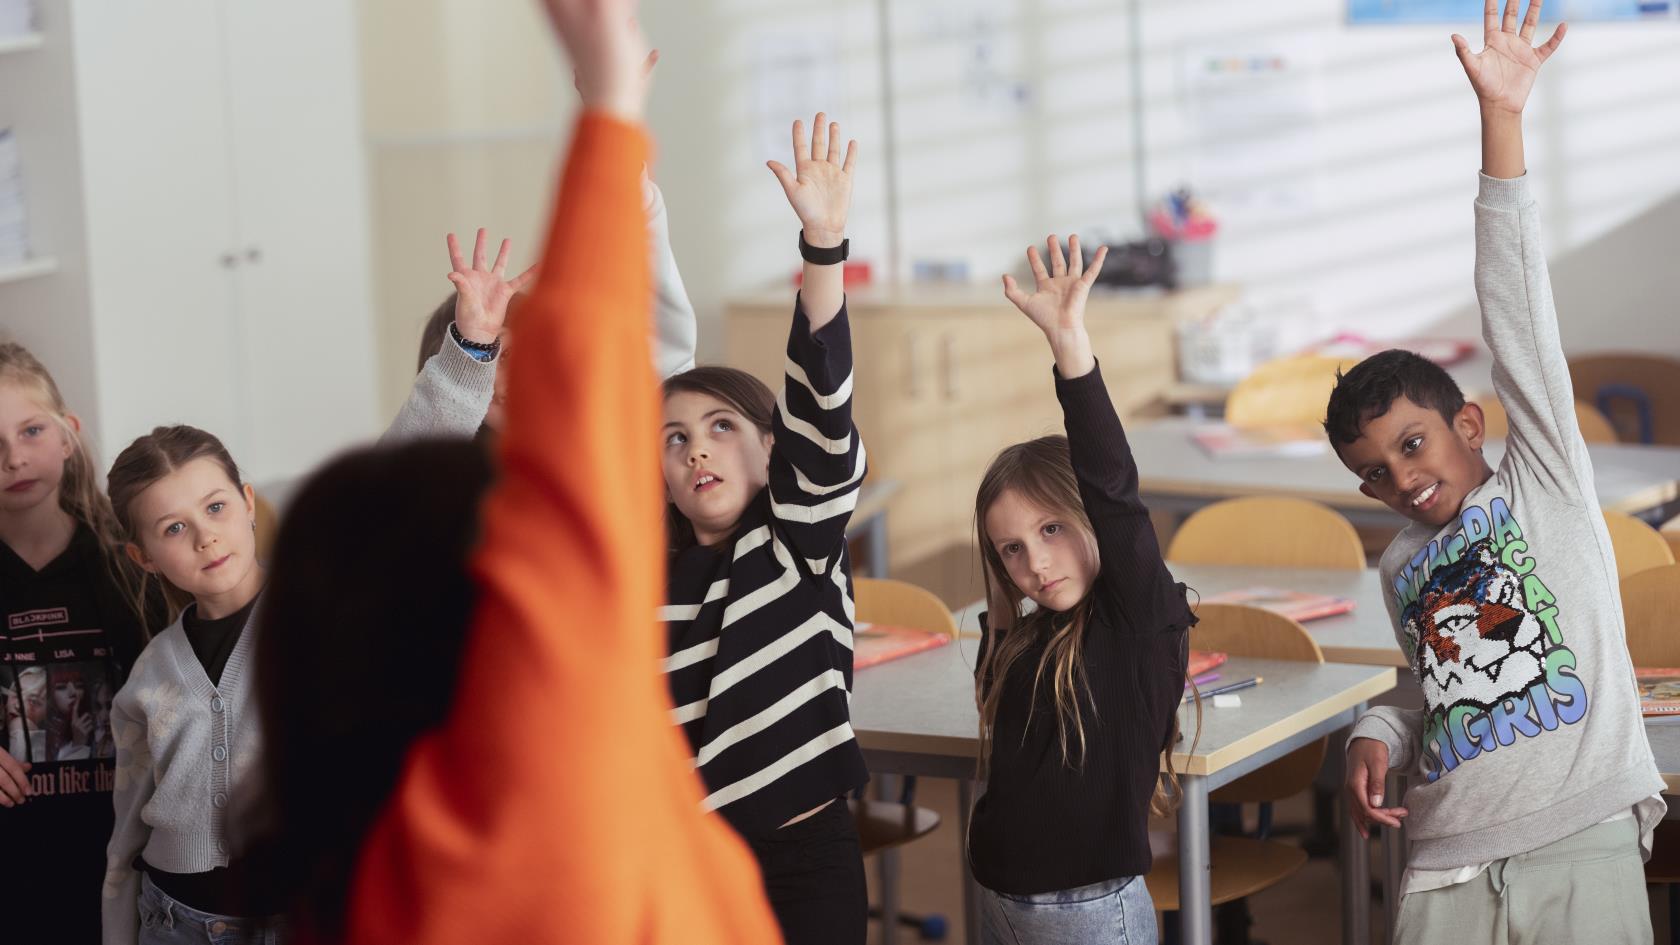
1002,235,1107,334
541,0,649,121
767,113,857,248
1453,0,1565,116
445,229,537,346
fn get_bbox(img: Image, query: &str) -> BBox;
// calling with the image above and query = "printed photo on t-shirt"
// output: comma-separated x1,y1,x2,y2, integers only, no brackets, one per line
4,661,117,763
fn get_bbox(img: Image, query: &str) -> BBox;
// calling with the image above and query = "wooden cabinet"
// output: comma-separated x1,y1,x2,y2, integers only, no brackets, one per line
727,284,1237,605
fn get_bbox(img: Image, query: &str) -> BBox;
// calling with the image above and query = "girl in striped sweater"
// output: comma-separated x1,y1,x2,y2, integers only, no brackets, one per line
659,113,869,944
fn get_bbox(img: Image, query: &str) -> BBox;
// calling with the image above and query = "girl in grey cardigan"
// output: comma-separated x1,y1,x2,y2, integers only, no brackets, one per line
102,428,277,945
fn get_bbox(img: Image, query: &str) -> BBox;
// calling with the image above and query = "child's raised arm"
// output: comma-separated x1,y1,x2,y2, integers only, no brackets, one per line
764,114,867,565
1001,235,1190,635
1456,1,1588,493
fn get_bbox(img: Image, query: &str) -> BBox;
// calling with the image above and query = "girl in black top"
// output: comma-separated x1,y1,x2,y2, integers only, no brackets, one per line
0,343,160,945
969,236,1197,944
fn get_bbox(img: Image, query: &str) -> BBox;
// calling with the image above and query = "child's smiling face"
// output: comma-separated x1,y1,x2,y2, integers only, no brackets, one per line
1335,395,1494,529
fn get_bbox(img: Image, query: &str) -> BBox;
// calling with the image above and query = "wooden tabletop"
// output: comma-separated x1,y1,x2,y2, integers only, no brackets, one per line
1128,417,1680,518
851,638,1395,778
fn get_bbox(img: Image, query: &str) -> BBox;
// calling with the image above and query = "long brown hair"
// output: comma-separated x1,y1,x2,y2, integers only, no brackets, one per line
0,343,156,633
974,435,1192,817
660,366,776,551
106,426,245,611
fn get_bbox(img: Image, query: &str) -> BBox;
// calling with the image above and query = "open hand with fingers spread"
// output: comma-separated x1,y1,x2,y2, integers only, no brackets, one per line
767,112,857,249
445,229,537,346
1001,235,1107,379
1453,0,1566,116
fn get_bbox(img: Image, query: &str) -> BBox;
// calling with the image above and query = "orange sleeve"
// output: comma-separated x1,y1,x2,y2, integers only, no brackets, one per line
343,113,782,945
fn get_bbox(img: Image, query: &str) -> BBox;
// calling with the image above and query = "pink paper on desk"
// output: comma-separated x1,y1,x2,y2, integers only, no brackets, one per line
853,623,952,669
1203,587,1355,623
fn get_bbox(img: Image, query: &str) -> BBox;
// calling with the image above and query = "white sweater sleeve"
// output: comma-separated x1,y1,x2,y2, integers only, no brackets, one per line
645,177,698,380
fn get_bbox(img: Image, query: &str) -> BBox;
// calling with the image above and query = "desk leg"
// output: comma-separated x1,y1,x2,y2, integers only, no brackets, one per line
1177,775,1213,945
957,779,981,945
1341,703,1372,945
877,774,902,945
867,511,890,579
1383,772,1408,944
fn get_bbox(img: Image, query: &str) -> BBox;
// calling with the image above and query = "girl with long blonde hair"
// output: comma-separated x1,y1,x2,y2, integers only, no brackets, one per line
968,236,1197,944
0,342,162,944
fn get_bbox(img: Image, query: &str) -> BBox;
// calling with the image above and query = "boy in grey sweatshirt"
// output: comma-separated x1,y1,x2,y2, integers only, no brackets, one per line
1324,3,1664,941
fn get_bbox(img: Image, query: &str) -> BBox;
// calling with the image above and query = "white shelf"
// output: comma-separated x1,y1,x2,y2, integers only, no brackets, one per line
0,257,58,285
0,33,44,55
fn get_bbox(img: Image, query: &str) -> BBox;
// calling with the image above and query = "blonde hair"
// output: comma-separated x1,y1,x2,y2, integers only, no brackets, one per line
974,435,1194,817
0,343,157,635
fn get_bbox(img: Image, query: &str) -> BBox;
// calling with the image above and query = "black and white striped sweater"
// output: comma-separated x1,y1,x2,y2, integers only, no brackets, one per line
662,299,869,833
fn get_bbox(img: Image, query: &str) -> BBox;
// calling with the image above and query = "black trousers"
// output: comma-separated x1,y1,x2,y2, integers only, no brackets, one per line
740,799,868,945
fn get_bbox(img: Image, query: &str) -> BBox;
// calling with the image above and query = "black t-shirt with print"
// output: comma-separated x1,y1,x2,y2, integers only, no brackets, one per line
1,525,157,945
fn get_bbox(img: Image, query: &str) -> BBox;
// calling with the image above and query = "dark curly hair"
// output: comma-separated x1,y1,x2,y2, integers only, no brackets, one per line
1323,349,1466,448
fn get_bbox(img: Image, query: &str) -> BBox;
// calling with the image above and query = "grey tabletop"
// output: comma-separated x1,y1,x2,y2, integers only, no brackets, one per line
1126,417,1680,519
851,637,1396,778
1645,722,1680,795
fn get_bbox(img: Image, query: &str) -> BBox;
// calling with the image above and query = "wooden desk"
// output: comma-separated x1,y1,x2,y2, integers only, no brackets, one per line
1128,418,1680,527
852,638,1396,945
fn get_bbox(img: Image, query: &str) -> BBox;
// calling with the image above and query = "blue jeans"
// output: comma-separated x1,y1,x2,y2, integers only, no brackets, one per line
979,875,1158,945
137,874,285,945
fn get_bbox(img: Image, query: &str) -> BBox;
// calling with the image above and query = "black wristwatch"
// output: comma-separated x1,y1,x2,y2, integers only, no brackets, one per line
798,229,849,266
449,322,501,362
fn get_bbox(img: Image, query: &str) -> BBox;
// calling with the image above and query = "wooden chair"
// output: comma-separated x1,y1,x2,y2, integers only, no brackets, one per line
1224,354,1355,429
1166,496,1365,571
252,490,278,564
1619,563,1680,914
1475,395,1619,444
1567,353,1680,445
1663,515,1680,564
1146,603,1322,912
1603,511,1676,578
849,578,953,937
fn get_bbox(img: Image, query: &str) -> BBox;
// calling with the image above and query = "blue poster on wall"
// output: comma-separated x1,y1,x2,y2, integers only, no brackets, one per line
1350,0,1676,22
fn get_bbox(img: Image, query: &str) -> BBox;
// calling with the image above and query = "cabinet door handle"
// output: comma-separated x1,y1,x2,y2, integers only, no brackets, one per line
219,253,239,269
940,334,958,400
905,333,923,399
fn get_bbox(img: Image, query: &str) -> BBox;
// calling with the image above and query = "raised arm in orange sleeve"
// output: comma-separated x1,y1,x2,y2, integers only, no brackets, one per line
342,112,782,945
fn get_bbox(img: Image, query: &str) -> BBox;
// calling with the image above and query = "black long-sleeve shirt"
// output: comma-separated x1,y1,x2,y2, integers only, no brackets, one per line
969,362,1195,896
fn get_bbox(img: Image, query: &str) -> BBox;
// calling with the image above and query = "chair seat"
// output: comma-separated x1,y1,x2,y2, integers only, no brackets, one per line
1646,821,1680,884
1144,835,1310,911
849,798,941,855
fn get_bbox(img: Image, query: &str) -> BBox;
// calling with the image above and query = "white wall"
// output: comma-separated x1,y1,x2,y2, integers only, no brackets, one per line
354,0,1680,398
637,0,1680,359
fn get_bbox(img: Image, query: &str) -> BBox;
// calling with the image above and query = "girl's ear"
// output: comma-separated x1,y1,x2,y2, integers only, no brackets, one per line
63,412,82,435
240,482,257,518
124,542,157,574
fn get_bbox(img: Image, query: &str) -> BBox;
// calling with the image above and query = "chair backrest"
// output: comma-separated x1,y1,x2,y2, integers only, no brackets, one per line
1190,603,1324,804
1225,354,1354,429
1663,514,1680,564
853,577,959,639
1476,395,1618,444
1188,602,1324,664
253,489,278,563
1166,496,1365,571
1603,511,1676,578
1567,353,1680,445
1621,563,1680,667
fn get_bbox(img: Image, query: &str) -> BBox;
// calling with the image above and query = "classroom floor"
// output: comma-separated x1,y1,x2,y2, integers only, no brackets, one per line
865,778,1674,944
